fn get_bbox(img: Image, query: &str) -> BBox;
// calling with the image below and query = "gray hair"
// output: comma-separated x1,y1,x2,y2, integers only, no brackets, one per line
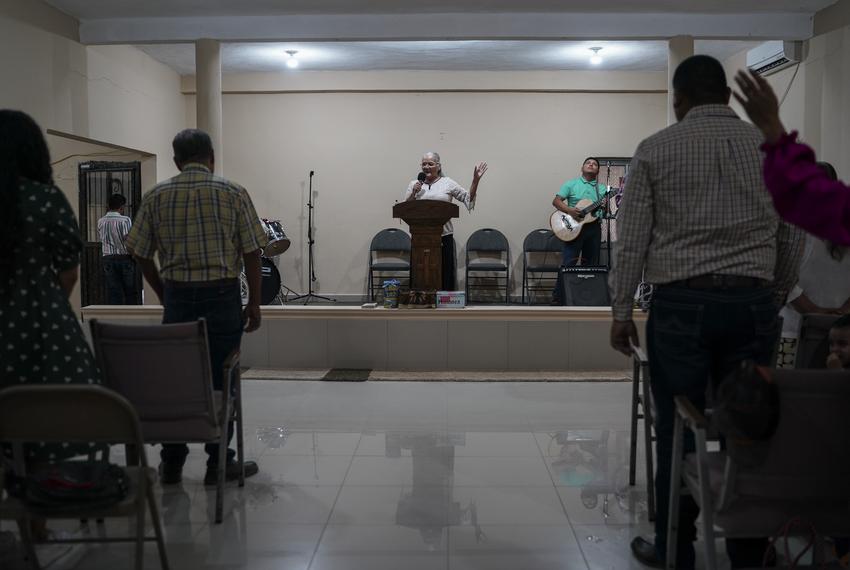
422,152,443,176
173,128,214,164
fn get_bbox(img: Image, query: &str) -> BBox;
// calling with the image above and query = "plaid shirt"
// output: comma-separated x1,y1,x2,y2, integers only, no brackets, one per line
610,104,804,321
126,163,267,282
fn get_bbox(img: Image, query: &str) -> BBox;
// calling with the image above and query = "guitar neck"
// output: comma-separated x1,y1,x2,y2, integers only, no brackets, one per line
580,190,612,215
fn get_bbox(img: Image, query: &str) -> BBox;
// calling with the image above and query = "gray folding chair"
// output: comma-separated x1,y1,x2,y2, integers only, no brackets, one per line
368,228,411,301
465,228,510,304
628,345,656,521
521,229,561,304
89,319,244,524
795,314,839,369
0,385,169,570
667,369,850,570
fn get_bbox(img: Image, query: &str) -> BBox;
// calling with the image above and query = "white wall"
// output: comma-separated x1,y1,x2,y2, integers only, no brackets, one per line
186,70,667,299
84,45,185,181
803,24,850,177
0,14,186,182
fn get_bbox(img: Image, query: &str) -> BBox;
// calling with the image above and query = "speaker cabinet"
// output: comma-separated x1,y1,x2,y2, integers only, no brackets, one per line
560,266,610,306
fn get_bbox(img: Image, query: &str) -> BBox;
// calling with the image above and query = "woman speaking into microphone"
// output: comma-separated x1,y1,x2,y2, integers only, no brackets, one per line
404,152,488,290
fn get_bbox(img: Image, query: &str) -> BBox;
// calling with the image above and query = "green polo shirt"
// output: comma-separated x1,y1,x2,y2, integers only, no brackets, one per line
556,176,605,219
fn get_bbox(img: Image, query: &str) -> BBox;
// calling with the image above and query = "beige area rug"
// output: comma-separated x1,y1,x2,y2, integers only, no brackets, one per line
241,368,632,382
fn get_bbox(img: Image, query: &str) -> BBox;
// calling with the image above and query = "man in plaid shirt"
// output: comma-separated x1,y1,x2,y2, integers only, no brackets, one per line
127,129,267,486
609,56,803,569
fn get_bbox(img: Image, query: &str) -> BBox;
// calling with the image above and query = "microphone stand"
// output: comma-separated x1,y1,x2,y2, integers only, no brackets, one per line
291,170,336,305
604,162,613,270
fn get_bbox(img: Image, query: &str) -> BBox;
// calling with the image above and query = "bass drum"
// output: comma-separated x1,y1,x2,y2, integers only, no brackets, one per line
240,257,281,305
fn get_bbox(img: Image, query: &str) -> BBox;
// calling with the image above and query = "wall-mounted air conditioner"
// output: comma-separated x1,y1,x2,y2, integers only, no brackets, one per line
746,40,802,76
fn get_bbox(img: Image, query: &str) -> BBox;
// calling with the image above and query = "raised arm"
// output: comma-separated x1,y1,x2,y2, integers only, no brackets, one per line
734,69,850,245
467,162,488,203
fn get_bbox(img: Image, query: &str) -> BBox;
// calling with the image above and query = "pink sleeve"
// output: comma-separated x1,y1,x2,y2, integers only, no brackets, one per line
762,132,850,245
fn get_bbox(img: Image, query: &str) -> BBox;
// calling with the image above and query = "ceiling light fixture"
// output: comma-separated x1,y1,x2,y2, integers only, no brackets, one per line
285,50,299,69
589,47,603,66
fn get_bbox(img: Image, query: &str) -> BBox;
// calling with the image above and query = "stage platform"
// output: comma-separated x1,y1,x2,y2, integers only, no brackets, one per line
80,305,647,372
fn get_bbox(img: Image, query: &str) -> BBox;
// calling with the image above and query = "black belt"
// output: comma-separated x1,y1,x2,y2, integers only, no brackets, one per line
103,254,132,260
164,278,238,289
665,274,770,290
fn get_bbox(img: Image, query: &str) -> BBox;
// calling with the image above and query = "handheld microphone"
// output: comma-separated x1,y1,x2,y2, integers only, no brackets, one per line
309,170,315,177
417,172,427,183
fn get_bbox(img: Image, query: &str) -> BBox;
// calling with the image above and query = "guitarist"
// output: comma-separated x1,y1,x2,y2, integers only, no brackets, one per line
550,157,605,305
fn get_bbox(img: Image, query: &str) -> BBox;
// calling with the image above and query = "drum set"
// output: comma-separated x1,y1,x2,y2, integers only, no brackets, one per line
239,218,295,305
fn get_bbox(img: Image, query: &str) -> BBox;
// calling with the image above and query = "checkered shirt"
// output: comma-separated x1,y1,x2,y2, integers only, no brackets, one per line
610,104,804,321
126,163,267,282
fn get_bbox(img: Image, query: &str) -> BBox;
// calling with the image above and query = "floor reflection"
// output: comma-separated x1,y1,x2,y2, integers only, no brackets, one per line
40,381,656,570
545,429,647,523
387,432,487,548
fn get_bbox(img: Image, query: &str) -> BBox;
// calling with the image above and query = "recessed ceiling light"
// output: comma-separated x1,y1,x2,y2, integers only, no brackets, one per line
285,50,299,69
589,47,603,66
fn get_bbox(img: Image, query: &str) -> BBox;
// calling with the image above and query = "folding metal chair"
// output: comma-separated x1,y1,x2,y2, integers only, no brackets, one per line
0,385,169,570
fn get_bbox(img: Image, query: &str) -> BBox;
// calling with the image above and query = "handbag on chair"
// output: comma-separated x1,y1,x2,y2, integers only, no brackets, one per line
8,460,129,513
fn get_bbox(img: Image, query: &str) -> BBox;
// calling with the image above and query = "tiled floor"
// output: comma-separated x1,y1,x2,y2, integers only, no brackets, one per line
2,380,731,570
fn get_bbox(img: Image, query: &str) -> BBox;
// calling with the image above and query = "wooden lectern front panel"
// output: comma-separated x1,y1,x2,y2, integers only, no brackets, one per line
392,200,458,293
409,222,443,291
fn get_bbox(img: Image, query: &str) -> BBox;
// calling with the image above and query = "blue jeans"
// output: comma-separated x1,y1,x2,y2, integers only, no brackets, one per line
648,284,778,568
103,257,138,305
552,221,601,301
160,281,243,468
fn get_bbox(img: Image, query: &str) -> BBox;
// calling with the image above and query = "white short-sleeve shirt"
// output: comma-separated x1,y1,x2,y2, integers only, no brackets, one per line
404,176,474,236
781,236,850,337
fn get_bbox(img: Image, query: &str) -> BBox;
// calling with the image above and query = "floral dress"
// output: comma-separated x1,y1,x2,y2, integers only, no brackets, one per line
0,179,100,461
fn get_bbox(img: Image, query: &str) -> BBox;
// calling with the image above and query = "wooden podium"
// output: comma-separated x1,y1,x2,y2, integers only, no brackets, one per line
393,200,459,291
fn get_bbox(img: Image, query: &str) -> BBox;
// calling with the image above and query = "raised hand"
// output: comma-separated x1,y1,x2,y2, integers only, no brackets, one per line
472,162,488,184
733,69,785,144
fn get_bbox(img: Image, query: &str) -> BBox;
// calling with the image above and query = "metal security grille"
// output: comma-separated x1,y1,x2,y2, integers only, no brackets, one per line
78,161,142,306
595,157,632,269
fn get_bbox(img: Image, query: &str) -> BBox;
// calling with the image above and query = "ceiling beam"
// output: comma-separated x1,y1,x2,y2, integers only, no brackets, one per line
814,0,850,35
79,12,814,44
0,0,79,41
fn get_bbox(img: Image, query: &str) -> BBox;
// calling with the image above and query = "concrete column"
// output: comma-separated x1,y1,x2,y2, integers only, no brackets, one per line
195,39,223,173
667,35,694,125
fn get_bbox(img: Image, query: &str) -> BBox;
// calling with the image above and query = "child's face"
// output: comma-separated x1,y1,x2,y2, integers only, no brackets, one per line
828,326,850,368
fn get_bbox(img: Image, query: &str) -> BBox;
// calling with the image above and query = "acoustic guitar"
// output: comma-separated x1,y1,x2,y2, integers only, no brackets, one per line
549,189,614,242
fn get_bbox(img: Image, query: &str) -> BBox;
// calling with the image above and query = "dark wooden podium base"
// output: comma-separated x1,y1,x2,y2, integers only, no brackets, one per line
408,221,443,291
393,200,459,292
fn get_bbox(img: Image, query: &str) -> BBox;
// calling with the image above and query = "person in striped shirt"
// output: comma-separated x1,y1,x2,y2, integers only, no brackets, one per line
97,193,137,304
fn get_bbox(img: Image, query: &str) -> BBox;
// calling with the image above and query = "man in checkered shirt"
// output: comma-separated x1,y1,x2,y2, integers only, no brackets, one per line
609,55,803,569
127,128,267,486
